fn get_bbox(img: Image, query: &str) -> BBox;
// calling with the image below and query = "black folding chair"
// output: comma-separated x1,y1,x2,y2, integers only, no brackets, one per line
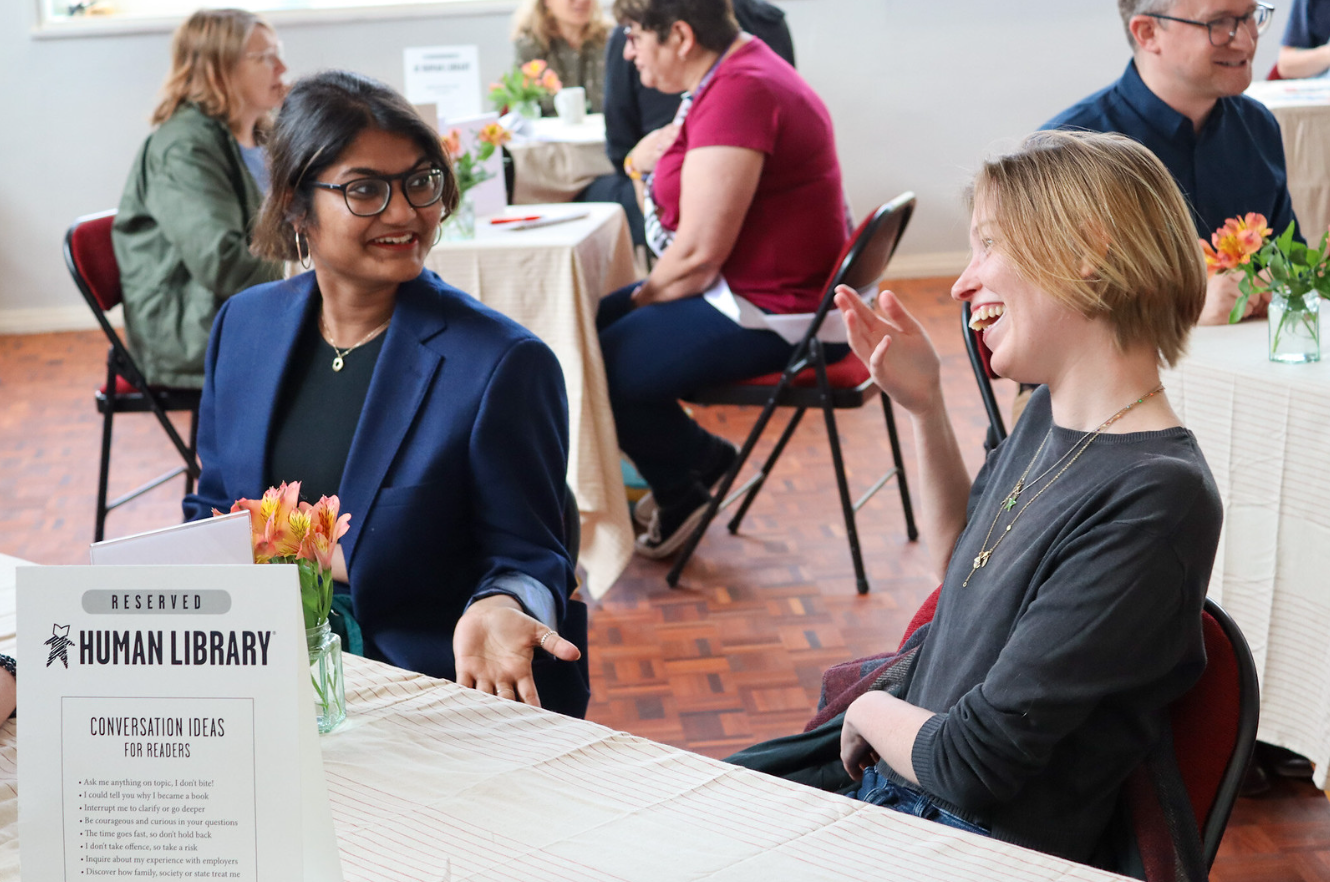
962,300,1008,448
666,194,920,594
64,210,201,541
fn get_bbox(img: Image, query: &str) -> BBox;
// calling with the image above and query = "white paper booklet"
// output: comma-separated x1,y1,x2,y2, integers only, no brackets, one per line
17,564,344,881
89,511,254,566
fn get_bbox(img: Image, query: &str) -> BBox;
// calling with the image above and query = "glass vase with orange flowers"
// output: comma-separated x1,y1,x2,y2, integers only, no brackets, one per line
439,122,511,241
488,59,562,120
214,481,351,732
1205,215,1330,363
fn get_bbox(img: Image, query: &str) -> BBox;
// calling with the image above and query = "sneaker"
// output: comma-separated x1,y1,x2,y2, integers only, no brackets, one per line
634,491,712,559
633,440,739,529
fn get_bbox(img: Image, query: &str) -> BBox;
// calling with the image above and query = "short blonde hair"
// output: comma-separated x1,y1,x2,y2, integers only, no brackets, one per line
512,0,611,50
971,130,1205,368
151,8,272,129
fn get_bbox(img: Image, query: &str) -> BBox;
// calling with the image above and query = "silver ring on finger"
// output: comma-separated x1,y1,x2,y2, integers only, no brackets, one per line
538,630,557,651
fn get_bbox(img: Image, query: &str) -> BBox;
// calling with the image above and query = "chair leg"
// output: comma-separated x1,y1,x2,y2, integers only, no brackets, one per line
880,392,919,542
727,407,805,534
666,384,787,588
184,404,200,498
95,361,117,544
813,343,869,595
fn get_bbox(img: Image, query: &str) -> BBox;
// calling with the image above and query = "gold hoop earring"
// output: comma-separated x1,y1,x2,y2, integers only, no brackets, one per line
294,229,311,269
433,222,444,247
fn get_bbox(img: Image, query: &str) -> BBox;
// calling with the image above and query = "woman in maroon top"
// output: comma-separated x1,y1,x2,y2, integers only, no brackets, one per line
599,0,846,557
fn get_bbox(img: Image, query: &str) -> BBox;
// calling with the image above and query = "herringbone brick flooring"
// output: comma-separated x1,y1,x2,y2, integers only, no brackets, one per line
1,277,1325,880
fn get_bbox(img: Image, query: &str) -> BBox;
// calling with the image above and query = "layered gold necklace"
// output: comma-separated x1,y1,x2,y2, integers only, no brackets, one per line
961,383,1165,588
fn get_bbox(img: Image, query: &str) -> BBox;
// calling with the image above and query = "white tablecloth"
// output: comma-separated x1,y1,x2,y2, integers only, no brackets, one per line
1246,80,1330,240
425,203,637,598
508,114,616,204
1161,319,1330,786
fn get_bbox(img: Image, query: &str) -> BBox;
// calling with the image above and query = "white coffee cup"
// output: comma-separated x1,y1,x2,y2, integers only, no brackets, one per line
554,86,587,124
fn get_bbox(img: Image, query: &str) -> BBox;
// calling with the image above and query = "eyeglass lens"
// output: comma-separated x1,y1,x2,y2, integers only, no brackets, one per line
343,170,445,217
1207,5,1272,45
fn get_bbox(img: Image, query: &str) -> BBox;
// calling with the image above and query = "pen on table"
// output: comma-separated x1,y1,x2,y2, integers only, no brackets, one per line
490,215,543,224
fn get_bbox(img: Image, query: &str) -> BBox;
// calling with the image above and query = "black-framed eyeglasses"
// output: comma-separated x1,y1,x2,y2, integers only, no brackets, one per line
310,167,446,217
1145,3,1274,47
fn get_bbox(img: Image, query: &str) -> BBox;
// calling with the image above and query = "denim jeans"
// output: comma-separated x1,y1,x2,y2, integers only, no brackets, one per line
849,766,991,837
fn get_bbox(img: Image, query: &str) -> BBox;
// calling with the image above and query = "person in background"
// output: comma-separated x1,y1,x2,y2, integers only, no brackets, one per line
1044,0,1292,327
512,0,612,115
585,0,795,245
182,71,588,718
112,8,287,389
597,0,845,557
1277,0,1330,77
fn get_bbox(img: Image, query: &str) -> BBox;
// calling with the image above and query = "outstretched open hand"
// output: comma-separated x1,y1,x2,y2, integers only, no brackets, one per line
453,595,581,708
835,286,942,415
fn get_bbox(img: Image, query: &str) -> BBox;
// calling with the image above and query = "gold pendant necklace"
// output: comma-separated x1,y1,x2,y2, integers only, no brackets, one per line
320,314,391,372
962,383,1165,587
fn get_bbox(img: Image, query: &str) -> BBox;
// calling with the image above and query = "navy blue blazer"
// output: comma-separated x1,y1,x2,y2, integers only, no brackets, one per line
183,269,589,716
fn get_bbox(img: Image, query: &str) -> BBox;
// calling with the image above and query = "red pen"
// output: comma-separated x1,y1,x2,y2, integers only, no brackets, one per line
490,215,543,224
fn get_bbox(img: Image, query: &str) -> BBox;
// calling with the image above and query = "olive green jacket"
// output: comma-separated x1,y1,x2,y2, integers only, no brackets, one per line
112,103,282,389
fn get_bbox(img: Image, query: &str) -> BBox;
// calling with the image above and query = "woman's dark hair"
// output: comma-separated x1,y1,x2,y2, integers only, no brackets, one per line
251,70,457,261
612,0,739,53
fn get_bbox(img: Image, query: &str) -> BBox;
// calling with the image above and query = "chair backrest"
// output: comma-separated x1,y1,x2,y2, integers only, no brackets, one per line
1175,598,1259,866
1267,61,1284,81
65,210,123,313
787,193,916,357
960,301,1008,448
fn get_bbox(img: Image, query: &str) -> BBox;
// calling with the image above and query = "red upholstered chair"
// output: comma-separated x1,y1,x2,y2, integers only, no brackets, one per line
961,300,1008,448
896,588,1257,875
1268,61,1285,80
63,210,201,541
665,194,920,594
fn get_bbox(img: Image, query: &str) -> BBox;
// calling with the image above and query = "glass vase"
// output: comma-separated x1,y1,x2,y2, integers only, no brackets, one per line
306,621,346,733
1268,287,1320,363
441,190,476,241
514,99,541,121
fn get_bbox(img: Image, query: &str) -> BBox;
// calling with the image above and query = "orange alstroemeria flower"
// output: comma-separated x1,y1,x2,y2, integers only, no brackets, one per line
477,122,511,147
521,59,548,79
298,495,351,573
540,69,562,92
226,480,301,563
440,130,463,159
1204,213,1273,276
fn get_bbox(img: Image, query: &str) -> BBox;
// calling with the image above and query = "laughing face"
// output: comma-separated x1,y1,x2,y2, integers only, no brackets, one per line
953,198,1088,385
303,128,444,296
1149,0,1260,100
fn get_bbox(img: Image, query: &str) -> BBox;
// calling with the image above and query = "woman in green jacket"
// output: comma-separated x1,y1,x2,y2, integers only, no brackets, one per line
113,8,287,389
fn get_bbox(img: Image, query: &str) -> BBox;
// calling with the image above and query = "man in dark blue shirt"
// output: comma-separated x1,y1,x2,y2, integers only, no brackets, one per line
1277,0,1330,77
1045,0,1296,325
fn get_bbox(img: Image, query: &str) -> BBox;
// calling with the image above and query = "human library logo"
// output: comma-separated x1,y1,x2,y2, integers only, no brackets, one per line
45,623,73,669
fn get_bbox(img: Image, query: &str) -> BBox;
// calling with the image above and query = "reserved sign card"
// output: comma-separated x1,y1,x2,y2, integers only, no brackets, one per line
17,565,341,881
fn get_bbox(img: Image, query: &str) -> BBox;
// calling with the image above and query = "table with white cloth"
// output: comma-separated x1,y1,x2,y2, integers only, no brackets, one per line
1246,79,1330,239
0,558,1133,882
425,202,637,599
507,114,617,205
1161,319,1330,787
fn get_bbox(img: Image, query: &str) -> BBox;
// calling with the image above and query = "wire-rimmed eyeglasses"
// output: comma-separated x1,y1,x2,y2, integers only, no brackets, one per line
310,168,446,217
1145,3,1274,47
245,41,285,66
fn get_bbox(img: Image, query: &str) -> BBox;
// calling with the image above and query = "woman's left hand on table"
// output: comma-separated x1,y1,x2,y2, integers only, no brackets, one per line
454,594,580,707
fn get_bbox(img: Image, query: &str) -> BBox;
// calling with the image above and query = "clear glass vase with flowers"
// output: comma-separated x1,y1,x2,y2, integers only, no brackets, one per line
439,122,512,241
488,59,561,120
214,481,351,732
1206,214,1330,363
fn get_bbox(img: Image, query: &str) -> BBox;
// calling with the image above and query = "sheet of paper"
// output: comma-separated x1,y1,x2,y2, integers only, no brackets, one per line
441,112,507,217
17,565,343,881
403,45,481,122
89,511,254,566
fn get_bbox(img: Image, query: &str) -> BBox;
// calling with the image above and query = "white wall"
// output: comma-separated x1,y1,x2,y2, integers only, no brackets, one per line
0,0,1283,330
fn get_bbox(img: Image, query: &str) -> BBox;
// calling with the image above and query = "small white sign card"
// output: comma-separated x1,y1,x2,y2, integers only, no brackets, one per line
403,45,481,122
440,111,508,218
17,564,344,881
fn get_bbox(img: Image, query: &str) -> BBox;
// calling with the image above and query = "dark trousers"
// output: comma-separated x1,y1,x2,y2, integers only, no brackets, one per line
596,284,794,505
